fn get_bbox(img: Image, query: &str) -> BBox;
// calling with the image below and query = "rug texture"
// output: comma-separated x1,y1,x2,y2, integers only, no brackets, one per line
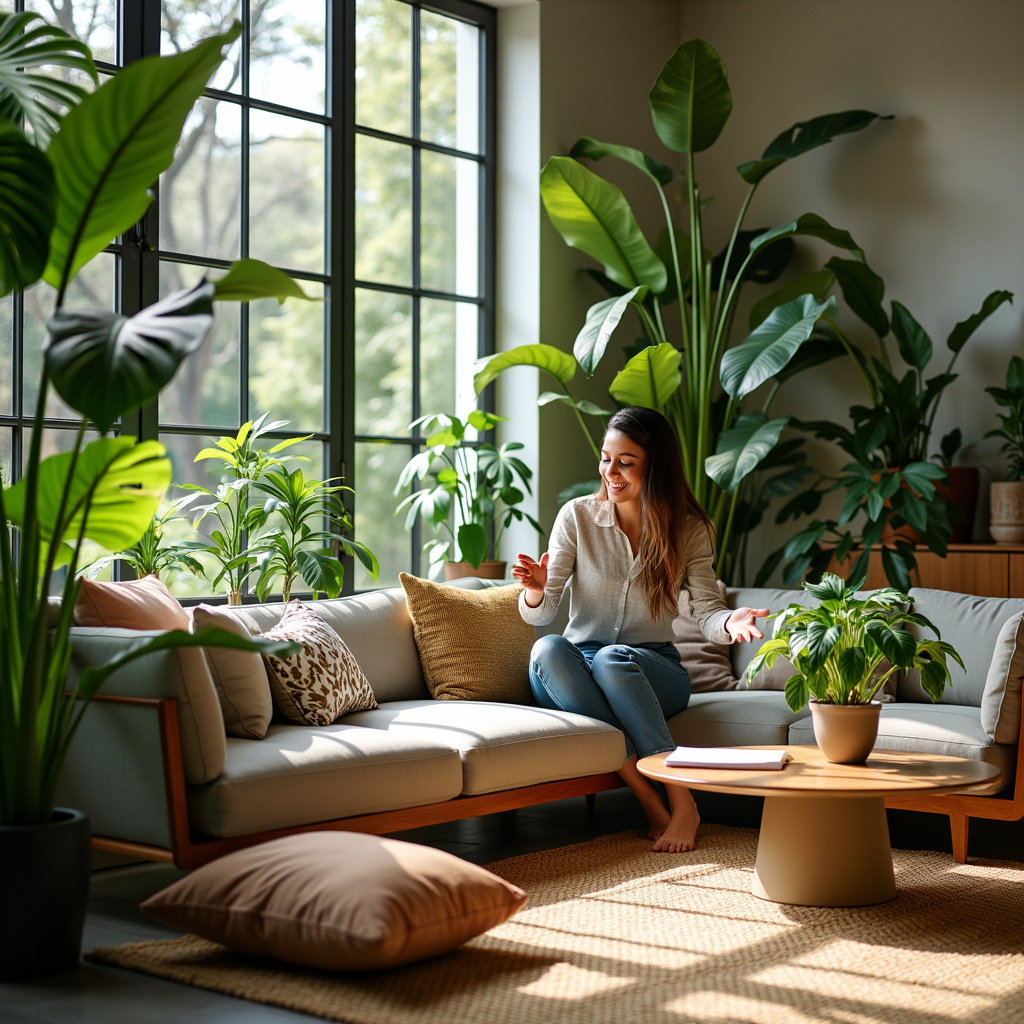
87,824,1024,1024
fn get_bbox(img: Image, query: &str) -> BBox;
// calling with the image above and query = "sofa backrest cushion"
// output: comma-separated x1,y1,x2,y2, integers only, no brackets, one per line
727,587,817,689
674,580,737,691
980,610,1024,744
901,589,1024,708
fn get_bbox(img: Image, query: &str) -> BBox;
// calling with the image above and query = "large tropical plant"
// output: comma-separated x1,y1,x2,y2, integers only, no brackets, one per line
0,15,303,826
472,39,889,583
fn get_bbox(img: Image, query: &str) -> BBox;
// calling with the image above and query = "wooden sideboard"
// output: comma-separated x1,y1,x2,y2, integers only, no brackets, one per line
828,544,1024,598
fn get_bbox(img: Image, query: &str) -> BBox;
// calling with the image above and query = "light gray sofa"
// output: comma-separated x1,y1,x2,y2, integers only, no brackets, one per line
59,581,1023,868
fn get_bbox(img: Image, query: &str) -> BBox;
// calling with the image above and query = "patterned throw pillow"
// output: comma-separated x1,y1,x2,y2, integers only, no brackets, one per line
258,600,378,726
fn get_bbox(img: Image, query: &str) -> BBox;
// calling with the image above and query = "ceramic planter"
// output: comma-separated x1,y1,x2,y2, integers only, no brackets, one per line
936,466,980,543
989,481,1024,543
443,560,507,581
0,808,91,981
809,700,882,764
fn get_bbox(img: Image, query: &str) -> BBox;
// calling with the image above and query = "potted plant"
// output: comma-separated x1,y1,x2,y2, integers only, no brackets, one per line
395,410,542,580
471,38,890,583
985,354,1024,542
932,428,980,544
0,15,302,980
745,572,963,763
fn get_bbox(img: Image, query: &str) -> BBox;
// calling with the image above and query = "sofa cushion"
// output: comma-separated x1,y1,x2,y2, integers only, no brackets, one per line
73,574,189,630
258,600,379,726
400,574,535,704
789,703,1015,796
901,590,1024,707
141,832,528,971
192,604,272,740
980,610,1024,744
667,691,811,747
674,580,737,692
344,699,627,795
188,724,464,838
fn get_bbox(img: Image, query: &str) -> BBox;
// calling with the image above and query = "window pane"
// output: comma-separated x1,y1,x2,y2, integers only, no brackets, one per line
250,110,325,274
355,289,412,436
355,0,411,136
354,441,410,590
23,254,116,421
0,293,11,415
420,11,479,153
420,298,477,417
159,263,240,428
355,135,411,286
420,151,479,296
251,1,326,114
160,98,241,261
26,0,116,65
249,282,325,433
0,427,11,482
162,0,241,93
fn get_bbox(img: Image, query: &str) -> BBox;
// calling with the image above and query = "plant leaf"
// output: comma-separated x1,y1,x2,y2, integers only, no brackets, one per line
211,258,312,304
44,22,240,290
45,281,214,434
296,548,346,598
750,213,864,262
749,270,835,330
457,522,487,567
648,39,731,153
608,342,681,409
945,289,1013,353
540,156,666,292
473,343,576,395
890,301,933,372
826,257,889,337
537,392,612,418
705,413,788,493
0,118,55,296
570,136,672,187
574,287,646,375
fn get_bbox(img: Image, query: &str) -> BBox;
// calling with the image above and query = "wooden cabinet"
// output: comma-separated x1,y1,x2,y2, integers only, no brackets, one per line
829,544,1024,597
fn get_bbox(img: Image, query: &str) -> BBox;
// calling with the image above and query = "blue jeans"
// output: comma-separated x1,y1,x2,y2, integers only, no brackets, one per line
528,634,691,761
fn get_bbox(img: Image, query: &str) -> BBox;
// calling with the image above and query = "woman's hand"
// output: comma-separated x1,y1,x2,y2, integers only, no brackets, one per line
512,552,548,607
725,606,769,643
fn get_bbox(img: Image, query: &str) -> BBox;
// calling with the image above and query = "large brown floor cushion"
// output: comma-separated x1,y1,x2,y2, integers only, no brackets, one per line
343,700,627,795
669,691,811,747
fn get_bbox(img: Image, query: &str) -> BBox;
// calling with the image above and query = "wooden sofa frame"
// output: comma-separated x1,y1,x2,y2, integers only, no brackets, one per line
89,691,1024,870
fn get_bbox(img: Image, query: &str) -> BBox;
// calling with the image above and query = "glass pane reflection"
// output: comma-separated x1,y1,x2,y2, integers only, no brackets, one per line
355,289,412,436
354,440,411,590
250,1,327,114
355,135,411,286
420,10,479,153
420,150,479,296
355,0,411,136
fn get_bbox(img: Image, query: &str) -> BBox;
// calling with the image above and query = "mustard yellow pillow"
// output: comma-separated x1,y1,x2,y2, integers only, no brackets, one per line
400,574,536,703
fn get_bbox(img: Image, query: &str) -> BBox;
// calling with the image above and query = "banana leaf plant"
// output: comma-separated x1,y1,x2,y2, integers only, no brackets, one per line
762,263,1013,591
472,39,890,583
746,571,963,712
0,15,307,826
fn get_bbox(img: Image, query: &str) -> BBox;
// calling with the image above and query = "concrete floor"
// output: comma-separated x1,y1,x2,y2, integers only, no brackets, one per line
2,790,1021,1023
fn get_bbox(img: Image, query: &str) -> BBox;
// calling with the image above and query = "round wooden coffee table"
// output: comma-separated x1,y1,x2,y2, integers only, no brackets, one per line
637,745,1001,907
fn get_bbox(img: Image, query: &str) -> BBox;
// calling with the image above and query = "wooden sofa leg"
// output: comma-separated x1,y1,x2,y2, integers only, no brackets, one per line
950,812,969,864
584,793,596,812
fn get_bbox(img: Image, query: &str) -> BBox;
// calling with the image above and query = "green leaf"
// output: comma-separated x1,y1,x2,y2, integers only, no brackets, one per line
826,257,889,337
537,392,612,418
721,294,837,399
749,270,835,330
0,12,97,147
473,343,576,395
44,22,241,290
945,289,1013,354
865,619,918,668
457,522,488,567
540,156,666,292
750,214,864,263
890,301,933,372
785,673,810,712
0,118,55,296
805,621,841,669
648,39,731,153
608,342,681,409
570,136,672,187
738,110,891,186
574,287,646,375
296,548,346,598
211,258,312,304
836,646,868,691
45,281,214,434
705,413,788,493
803,572,847,601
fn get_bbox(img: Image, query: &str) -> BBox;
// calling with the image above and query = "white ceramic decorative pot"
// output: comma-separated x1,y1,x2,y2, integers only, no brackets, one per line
989,481,1024,543
809,700,882,764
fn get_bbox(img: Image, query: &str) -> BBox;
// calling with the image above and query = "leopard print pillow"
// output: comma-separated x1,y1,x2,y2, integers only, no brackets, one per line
259,600,379,726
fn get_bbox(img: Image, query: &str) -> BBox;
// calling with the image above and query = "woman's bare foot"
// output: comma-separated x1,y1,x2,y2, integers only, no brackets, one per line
615,755,671,840
651,787,700,853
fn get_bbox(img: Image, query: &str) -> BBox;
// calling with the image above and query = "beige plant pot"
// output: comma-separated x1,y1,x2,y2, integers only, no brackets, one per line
442,560,507,581
809,700,882,764
989,480,1024,543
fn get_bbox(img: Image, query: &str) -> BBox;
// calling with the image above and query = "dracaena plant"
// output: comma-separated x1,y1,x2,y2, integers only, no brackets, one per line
0,15,304,826
985,355,1024,482
471,38,890,584
746,572,963,713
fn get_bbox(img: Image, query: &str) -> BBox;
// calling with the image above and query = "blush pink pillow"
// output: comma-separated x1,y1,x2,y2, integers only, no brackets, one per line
73,574,189,631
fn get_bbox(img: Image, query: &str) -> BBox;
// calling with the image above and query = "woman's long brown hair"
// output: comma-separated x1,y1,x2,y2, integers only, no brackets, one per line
600,407,714,621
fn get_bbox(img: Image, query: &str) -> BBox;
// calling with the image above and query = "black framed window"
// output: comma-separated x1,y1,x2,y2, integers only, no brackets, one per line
0,0,496,596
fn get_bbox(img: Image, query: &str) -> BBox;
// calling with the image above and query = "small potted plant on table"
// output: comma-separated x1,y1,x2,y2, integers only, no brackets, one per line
985,355,1024,543
746,572,963,763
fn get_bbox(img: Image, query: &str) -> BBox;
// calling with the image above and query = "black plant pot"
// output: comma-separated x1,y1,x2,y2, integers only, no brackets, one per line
0,808,91,982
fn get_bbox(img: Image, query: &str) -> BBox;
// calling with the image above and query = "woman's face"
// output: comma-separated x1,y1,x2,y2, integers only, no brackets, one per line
600,429,646,505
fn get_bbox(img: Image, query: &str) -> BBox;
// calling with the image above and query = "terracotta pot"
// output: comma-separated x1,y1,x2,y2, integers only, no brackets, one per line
443,560,507,581
989,481,1024,543
936,466,980,543
809,700,882,764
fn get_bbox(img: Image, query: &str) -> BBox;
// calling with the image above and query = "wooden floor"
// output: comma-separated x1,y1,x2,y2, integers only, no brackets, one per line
2,790,1022,1023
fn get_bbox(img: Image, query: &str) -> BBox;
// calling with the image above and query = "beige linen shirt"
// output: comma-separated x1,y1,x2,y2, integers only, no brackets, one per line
518,495,732,646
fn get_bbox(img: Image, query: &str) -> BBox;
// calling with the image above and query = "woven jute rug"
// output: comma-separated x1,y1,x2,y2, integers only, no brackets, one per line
88,824,1024,1024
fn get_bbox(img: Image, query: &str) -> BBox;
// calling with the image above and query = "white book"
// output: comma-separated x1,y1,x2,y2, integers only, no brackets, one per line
663,746,792,770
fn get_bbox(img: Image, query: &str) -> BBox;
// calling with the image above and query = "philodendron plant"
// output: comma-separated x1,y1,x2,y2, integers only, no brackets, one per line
746,572,963,713
472,38,890,583
985,355,1024,481
0,15,303,826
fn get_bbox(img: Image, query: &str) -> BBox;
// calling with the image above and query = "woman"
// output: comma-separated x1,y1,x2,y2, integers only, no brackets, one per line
514,407,767,853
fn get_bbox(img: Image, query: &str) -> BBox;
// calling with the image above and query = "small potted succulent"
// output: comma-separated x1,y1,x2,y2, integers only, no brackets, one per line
985,355,1024,543
746,572,963,763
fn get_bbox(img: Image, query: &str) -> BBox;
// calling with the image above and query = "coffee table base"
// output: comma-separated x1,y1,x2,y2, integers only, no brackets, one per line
752,795,897,907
